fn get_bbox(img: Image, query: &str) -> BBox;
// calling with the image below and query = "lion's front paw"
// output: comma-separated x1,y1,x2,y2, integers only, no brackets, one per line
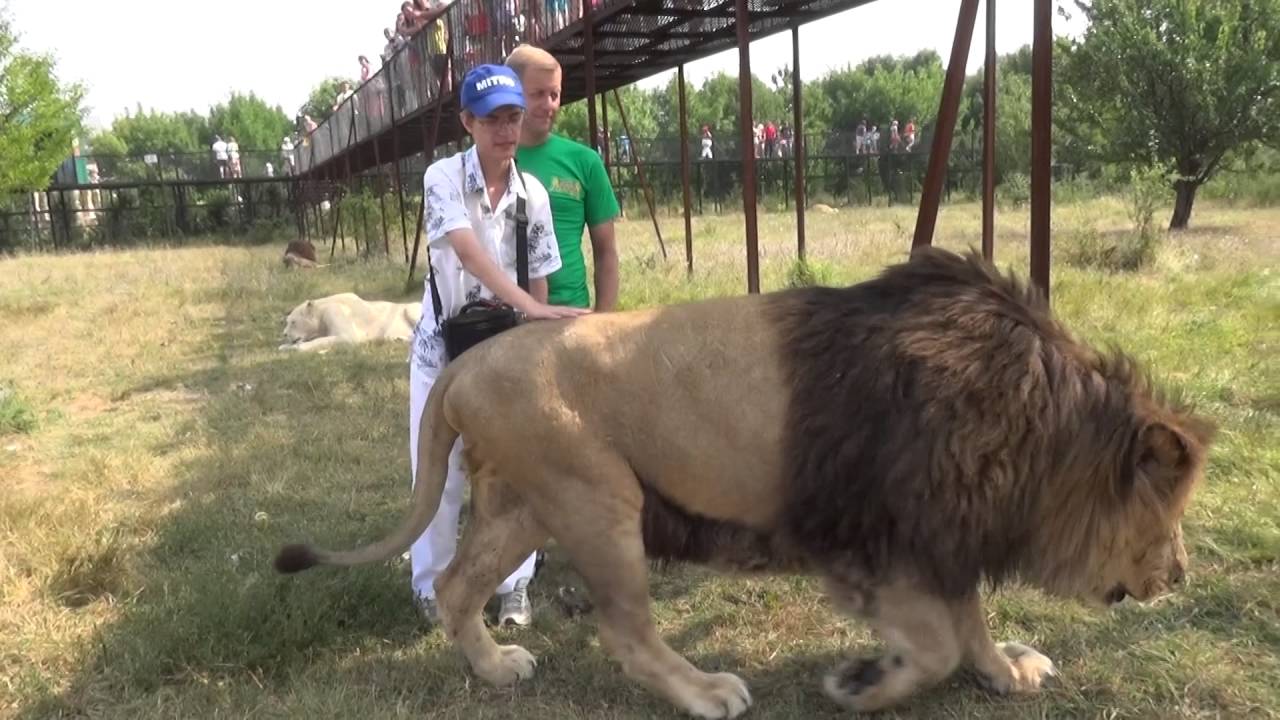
474,643,537,687
278,342,298,351
823,656,899,711
676,671,752,719
824,657,883,702
986,641,1056,694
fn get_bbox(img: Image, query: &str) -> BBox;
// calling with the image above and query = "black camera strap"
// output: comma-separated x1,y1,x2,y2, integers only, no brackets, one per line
426,158,530,322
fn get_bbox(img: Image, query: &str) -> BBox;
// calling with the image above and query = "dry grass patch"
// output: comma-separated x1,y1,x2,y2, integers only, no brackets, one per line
1,200,1277,719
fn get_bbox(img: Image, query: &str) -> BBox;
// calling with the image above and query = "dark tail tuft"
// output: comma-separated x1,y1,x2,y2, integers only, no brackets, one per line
274,544,320,574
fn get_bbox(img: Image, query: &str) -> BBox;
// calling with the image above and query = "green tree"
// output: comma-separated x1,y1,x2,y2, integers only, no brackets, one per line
208,91,292,150
300,77,354,122
992,73,1033,183
1060,0,1280,229
554,98,590,144
608,85,661,141
176,110,212,149
766,65,832,144
109,106,204,155
653,74,694,140
0,13,84,194
86,129,127,156
819,53,943,136
690,73,741,138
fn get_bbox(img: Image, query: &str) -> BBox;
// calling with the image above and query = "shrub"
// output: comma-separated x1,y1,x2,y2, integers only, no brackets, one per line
1059,225,1159,272
1126,163,1172,239
997,172,1031,208
785,257,837,288
0,382,38,435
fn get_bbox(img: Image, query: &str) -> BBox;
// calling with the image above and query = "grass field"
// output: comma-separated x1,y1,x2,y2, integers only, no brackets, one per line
2,199,1277,719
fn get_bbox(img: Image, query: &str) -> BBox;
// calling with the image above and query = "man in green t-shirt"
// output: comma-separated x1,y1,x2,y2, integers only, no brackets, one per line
506,45,621,311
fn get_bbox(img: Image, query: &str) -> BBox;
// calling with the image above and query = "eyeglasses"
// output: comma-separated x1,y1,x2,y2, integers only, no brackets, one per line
475,112,524,130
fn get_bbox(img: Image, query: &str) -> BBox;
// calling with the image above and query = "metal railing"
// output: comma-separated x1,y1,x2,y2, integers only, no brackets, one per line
50,151,299,188
297,0,625,174
49,127,940,191
600,129,932,165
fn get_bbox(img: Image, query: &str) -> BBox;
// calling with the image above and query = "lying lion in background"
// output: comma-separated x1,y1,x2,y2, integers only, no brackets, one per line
279,293,421,352
275,248,1214,717
282,239,321,268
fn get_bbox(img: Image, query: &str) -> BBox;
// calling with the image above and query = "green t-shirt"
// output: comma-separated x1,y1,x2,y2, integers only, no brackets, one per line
515,133,620,308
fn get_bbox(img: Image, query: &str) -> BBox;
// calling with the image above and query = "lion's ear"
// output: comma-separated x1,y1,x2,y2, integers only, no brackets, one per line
1139,423,1191,472
1132,422,1202,499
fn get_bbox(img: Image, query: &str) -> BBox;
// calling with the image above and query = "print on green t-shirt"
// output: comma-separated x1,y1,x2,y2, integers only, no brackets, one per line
516,134,620,308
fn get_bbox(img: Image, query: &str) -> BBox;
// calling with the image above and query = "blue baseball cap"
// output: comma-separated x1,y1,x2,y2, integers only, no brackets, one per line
460,65,526,117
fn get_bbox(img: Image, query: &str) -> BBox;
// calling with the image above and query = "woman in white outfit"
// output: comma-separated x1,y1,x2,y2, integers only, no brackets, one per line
407,63,589,628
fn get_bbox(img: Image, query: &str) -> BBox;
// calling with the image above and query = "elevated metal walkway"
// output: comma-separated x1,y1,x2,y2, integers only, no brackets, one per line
298,0,878,180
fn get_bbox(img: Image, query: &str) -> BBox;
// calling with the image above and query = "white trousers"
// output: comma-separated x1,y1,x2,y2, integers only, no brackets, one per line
408,362,537,600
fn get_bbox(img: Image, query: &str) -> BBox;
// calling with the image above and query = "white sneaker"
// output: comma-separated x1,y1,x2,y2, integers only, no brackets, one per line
498,578,533,627
414,595,440,626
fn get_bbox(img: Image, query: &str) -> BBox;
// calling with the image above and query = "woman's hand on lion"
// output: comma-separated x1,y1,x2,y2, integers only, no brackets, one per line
523,303,592,321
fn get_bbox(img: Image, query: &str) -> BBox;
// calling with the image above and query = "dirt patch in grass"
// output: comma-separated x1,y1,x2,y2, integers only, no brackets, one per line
64,393,113,420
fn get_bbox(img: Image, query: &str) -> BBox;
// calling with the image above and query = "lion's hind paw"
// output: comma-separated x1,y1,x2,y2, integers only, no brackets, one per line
680,671,752,719
475,644,537,687
993,641,1057,694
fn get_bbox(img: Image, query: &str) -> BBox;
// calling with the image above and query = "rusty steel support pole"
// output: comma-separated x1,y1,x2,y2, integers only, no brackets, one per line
1030,0,1052,299
300,186,309,242
601,88,611,180
792,23,807,263
677,64,694,276
584,1,598,151
388,62,411,262
735,0,760,293
298,185,309,242
344,109,357,255
50,189,60,247
408,195,426,291
407,42,454,286
313,195,323,243
30,193,44,249
912,0,979,250
331,200,343,258
982,0,996,261
372,131,391,256
307,129,317,178
360,178,374,258
612,89,668,260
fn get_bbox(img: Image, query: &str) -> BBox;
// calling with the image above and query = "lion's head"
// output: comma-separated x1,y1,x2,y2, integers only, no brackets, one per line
281,300,324,344
1028,372,1216,608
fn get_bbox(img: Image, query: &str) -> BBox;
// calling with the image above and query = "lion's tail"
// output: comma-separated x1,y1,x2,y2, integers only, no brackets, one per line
273,371,457,573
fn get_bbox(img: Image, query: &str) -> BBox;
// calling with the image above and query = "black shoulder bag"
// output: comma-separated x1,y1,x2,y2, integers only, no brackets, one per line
430,166,530,361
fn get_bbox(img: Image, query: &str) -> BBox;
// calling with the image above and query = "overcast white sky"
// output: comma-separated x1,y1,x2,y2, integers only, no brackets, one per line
4,0,1084,131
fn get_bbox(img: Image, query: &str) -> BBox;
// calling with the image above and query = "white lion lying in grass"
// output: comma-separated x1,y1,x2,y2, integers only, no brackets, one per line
279,293,422,353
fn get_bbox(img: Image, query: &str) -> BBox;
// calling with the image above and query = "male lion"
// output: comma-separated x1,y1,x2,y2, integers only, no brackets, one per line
274,248,1214,717
282,239,321,268
279,292,422,353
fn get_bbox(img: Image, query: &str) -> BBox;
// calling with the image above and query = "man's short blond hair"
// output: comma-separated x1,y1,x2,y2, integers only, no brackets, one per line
505,44,561,77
